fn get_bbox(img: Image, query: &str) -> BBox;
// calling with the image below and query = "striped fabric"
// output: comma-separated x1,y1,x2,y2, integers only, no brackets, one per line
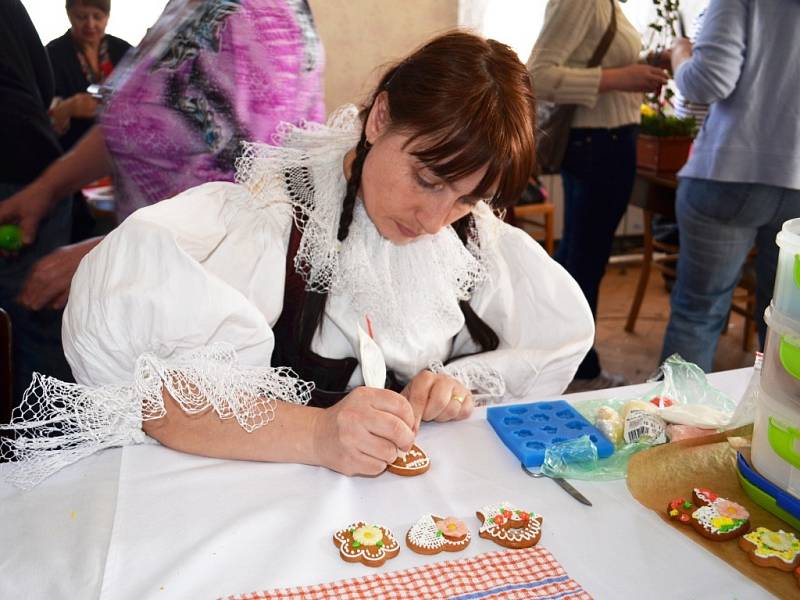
222,546,592,600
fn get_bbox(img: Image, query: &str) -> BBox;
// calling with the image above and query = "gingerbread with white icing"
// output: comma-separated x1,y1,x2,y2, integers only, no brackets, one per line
386,444,430,476
667,487,750,541
476,501,542,549
739,527,800,572
405,513,471,555
333,521,400,567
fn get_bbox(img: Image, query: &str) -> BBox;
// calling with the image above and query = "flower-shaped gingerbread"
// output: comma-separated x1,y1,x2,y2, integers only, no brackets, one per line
405,513,471,555
739,527,800,571
386,444,430,476
333,521,400,567
476,501,542,549
667,487,750,541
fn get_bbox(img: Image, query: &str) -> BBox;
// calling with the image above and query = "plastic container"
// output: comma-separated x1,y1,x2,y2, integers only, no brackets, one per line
736,451,800,531
773,218,800,322
761,306,800,405
751,383,800,501
487,400,615,467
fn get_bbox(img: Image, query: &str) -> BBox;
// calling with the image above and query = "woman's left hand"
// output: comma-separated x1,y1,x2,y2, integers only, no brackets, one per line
401,370,473,429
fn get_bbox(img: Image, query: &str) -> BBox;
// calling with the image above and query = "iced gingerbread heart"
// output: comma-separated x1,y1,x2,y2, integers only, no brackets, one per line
739,527,800,572
667,487,750,541
333,521,400,567
405,513,471,555
386,444,430,476
476,501,542,549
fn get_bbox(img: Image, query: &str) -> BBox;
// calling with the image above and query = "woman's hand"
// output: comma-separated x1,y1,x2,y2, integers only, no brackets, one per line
48,100,72,135
670,38,693,73
69,93,100,119
0,182,57,247
402,370,473,428
310,387,416,476
599,64,670,94
17,238,101,310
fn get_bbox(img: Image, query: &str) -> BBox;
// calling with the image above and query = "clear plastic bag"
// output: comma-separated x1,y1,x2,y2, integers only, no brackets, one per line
540,354,759,481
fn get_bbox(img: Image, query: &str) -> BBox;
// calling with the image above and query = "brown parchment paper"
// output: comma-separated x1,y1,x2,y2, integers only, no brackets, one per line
627,426,799,599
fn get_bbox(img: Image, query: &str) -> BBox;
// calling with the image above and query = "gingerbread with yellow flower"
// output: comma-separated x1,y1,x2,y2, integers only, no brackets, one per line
667,487,750,541
333,521,400,567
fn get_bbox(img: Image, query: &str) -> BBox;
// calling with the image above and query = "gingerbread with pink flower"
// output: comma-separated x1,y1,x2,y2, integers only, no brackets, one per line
405,513,471,555
667,487,750,541
476,501,543,549
333,521,400,567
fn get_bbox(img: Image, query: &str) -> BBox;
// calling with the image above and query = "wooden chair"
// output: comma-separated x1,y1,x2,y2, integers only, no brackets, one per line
512,203,555,255
0,307,12,424
507,178,555,255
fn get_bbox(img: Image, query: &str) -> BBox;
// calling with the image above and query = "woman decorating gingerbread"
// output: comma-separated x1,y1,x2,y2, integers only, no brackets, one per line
2,32,593,487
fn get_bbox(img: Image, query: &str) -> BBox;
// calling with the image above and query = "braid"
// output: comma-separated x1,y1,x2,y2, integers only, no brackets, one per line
337,131,370,241
452,214,500,353
299,129,371,356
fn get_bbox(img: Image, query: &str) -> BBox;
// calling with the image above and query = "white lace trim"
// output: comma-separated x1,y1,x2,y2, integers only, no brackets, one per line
1,344,312,489
428,360,506,402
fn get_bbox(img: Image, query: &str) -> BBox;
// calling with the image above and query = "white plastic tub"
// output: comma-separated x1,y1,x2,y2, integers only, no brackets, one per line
773,218,800,322
762,306,800,405
751,382,800,501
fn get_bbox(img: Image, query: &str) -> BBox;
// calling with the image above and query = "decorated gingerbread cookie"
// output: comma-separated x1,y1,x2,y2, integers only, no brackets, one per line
476,501,542,549
667,487,750,541
333,521,400,567
405,513,471,555
739,527,800,572
386,444,430,476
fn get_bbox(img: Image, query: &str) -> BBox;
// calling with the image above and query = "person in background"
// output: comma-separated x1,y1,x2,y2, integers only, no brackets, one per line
47,0,132,242
0,0,74,410
47,0,132,152
661,0,800,372
528,0,668,391
0,0,325,316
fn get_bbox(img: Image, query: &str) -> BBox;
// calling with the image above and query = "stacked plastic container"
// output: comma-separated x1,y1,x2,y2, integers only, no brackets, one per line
745,218,800,527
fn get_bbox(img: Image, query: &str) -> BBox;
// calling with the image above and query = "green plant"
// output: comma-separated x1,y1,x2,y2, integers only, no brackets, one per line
641,0,696,137
640,111,697,137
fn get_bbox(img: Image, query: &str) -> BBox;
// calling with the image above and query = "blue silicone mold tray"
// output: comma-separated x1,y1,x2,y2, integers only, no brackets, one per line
487,400,614,467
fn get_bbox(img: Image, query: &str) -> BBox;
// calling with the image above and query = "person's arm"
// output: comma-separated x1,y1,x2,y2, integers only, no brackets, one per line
671,0,747,104
144,385,416,476
529,0,668,104
0,125,111,244
447,211,595,399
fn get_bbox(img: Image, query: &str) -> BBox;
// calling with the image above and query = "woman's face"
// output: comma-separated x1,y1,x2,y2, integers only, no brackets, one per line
359,94,492,245
68,5,109,46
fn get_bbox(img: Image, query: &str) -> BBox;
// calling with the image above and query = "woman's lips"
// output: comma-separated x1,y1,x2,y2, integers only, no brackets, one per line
394,220,420,239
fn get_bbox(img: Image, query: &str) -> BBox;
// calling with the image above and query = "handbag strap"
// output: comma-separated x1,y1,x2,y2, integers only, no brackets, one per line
587,0,618,69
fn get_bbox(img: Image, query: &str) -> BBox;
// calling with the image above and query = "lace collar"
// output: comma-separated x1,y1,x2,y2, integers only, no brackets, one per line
236,106,490,344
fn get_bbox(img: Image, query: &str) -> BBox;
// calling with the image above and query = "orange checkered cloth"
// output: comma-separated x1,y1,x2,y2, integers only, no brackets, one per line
222,546,592,600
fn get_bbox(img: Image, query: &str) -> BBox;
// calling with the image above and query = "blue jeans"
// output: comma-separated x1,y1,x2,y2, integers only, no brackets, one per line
556,125,639,379
661,177,800,371
0,184,74,409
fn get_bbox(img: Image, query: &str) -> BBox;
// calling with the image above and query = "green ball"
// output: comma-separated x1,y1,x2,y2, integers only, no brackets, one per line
0,224,22,251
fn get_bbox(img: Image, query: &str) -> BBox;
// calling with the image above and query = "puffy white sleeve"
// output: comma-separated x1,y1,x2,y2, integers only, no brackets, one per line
64,182,289,387
447,216,594,400
2,182,313,489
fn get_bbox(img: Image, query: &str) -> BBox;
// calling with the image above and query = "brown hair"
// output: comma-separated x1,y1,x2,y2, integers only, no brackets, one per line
301,31,537,357
66,0,110,14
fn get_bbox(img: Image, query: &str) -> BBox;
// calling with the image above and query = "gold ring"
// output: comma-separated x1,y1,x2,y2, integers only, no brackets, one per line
451,393,465,404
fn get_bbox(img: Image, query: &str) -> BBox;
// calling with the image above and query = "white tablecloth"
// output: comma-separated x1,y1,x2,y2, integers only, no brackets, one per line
1,368,773,599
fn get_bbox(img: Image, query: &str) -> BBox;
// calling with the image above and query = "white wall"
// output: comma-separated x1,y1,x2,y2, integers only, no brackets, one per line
21,0,168,46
